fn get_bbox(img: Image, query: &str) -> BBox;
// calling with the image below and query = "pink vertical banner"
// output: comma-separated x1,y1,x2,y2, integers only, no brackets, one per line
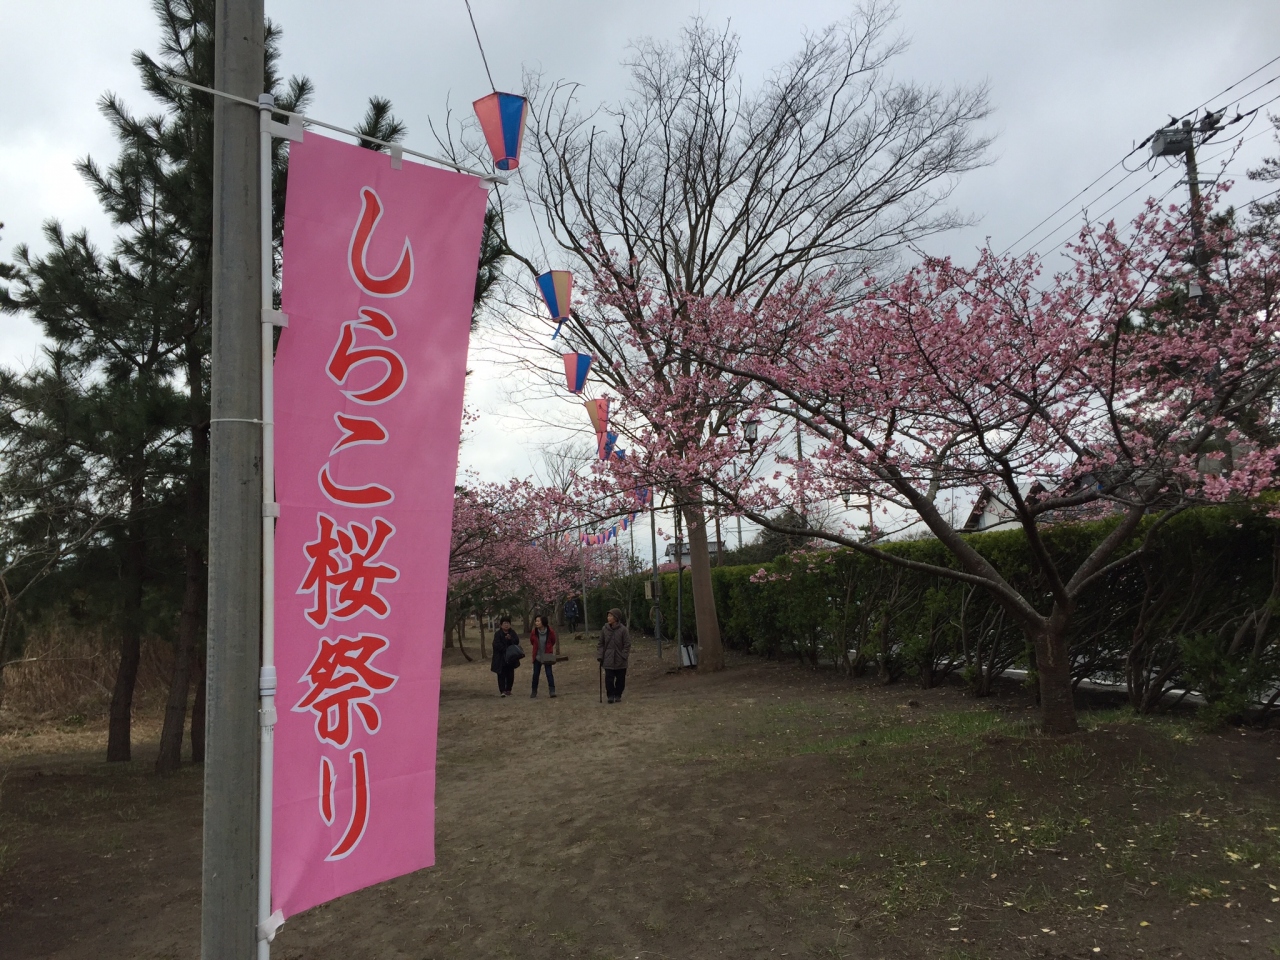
272,133,487,918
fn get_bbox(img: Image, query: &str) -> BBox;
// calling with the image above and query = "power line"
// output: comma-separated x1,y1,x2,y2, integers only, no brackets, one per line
1218,72,1280,116
1023,177,1186,265
1176,54,1280,122
1249,184,1280,207
1023,168,1172,261
1011,164,1155,258
998,152,1143,256
1029,169,1280,266
1003,54,1280,259
1251,89,1280,116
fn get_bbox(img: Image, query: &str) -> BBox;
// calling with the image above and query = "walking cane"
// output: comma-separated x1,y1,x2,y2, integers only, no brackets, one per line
598,660,603,704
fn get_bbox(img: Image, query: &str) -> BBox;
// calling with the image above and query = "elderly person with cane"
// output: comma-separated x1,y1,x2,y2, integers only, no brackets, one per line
596,608,631,704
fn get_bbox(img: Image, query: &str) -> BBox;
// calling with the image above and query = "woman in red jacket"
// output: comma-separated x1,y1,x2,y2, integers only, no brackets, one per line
529,613,559,698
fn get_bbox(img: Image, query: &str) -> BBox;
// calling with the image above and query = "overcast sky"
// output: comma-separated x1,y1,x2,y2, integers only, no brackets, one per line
3,0,1280,513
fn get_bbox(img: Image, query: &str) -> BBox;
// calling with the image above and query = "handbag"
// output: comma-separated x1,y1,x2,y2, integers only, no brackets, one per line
503,641,524,665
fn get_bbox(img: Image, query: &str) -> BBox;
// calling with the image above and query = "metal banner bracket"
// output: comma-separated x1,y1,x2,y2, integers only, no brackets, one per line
260,111,306,142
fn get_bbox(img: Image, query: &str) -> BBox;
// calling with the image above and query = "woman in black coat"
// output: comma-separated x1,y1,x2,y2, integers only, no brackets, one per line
490,616,522,697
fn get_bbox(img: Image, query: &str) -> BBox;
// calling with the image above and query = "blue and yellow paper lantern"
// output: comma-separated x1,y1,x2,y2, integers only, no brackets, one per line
562,352,592,394
585,398,609,436
538,270,573,338
472,92,528,171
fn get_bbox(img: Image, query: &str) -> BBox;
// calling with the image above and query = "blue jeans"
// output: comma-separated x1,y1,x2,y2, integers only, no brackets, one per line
531,660,556,694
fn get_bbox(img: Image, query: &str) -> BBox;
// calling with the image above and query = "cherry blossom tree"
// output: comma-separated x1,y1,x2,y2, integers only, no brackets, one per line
448,479,594,650
464,5,992,671
640,193,1280,734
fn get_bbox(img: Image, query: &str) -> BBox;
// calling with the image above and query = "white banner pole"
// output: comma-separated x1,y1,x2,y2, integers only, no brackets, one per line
256,91,285,955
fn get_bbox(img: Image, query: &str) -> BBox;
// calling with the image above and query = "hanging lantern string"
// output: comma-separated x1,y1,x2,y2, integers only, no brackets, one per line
461,5,554,337
520,172,554,295
463,0,498,93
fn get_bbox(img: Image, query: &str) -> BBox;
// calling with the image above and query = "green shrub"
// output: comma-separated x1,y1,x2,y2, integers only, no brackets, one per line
595,507,1280,724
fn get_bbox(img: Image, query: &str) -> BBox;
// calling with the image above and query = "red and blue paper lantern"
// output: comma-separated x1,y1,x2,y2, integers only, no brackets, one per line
472,92,528,171
562,352,592,394
598,430,619,460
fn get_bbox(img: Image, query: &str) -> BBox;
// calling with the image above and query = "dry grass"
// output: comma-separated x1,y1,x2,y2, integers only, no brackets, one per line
0,617,172,729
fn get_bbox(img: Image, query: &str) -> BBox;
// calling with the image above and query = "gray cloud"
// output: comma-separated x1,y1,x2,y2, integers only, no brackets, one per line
4,0,1279,485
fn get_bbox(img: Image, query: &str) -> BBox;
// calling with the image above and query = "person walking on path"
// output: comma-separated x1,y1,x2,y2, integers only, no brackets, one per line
597,608,631,704
529,614,559,698
491,616,522,697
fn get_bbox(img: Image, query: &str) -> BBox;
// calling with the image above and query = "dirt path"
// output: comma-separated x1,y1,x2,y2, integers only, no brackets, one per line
2,632,1279,959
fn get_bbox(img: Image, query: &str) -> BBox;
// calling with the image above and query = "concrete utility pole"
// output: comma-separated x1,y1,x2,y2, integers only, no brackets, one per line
204,2,265,957
793,402,805,521
649,502,661,657
1151,110,1224,289
674,503,684,653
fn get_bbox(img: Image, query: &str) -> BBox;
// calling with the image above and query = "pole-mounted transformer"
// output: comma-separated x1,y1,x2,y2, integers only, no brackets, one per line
1150,120,1195,159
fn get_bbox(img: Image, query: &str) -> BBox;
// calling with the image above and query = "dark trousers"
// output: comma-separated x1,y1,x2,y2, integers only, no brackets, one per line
531,660,556,694
604,667,627,701
496,666,515,694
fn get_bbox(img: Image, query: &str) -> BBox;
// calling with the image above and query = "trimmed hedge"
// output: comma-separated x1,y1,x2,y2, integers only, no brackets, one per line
590,508,1280,721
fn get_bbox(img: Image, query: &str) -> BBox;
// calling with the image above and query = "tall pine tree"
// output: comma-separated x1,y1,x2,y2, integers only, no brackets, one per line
1,0,405,766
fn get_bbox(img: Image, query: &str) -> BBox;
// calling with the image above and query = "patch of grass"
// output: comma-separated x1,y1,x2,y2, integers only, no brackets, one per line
1081,708,1201,745
803,707,1022,755
547,928,580,946
711,697,1280,947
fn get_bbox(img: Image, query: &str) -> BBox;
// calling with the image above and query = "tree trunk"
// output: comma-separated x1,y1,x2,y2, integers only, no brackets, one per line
158,342,210,773
190,649,206,764
919,621,937,688
456,617,474,662
0,605,13,711
1033,618,1078,735
875,616,893,684
682,496,724,672
478,610,487,658
157,540,204,773
107,488,146,762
